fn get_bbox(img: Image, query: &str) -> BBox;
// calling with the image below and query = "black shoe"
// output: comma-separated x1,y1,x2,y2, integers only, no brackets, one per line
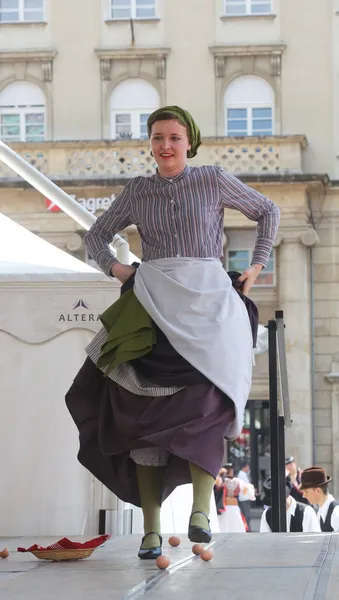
138,532,163,560
188,511,212,543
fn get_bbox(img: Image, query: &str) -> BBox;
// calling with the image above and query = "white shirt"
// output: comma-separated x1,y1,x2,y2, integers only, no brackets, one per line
260,496,321,533
318,494,339,532
238,470,250,502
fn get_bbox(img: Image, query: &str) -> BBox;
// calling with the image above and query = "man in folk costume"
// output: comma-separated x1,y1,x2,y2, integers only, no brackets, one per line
300,467,339,533
66,105,280,558
260,476,320,533
285,456,309,505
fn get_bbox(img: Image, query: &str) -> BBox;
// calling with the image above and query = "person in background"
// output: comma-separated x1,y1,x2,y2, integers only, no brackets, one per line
260,476,320,533
216,464,255,532
214,467,227,515
237,462,252,532
285,456,309,505
300,467,339,532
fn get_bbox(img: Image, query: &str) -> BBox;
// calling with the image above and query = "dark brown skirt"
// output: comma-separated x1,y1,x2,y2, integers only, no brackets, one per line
66,356,235,507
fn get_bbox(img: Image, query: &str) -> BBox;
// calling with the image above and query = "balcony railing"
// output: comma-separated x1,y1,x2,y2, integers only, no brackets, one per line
0,135,307,181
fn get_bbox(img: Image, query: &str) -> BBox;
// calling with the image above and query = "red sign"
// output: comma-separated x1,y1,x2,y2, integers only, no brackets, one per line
44,194,115,214
45,198,61,212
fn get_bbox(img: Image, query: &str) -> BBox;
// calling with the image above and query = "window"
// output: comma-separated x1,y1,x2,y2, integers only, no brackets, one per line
225,76,274,136
225,0,272,16
227,249,275,286
110,79,159,140
0,82,45,142
110,0,156,20
0,0,44,22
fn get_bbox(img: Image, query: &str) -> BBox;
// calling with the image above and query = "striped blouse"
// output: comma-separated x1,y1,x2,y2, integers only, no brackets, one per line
84,165,280,277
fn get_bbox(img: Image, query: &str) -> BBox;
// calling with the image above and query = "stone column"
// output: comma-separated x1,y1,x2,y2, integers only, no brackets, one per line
312,191,339,480
278,228,319,468
326,362,339,497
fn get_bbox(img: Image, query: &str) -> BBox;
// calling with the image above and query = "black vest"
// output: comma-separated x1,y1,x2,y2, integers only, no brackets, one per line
266,502,306,532
320,500,339,532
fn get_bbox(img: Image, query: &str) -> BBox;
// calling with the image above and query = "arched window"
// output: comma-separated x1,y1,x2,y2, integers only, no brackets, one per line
225,76,274,136
110,79,160,140
0,82,46,142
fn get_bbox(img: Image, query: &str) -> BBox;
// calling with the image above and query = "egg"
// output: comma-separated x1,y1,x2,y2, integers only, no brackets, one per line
192,543,204,555
168,536,181,547
200,549,213,562
0,548,9,559
156,555,171,570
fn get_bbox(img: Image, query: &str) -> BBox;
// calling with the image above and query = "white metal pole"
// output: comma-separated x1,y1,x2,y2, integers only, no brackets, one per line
0,140,137,264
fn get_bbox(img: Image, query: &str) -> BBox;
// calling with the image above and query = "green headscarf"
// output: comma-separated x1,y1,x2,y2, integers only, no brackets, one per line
147,105,201,158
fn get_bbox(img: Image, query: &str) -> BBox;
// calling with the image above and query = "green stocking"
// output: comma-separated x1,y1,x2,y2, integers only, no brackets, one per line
189,462,215,529
136,465,164,549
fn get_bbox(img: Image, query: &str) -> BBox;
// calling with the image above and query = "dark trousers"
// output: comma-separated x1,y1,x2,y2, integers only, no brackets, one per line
238,500,252,532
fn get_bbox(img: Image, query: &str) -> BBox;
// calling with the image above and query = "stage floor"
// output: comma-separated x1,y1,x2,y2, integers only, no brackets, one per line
0,533,338,599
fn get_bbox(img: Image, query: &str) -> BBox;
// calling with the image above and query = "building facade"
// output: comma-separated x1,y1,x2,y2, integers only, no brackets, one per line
1,0,339,494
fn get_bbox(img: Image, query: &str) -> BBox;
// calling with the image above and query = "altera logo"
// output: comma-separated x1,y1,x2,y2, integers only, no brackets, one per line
58,299,100,323
72,299,89,309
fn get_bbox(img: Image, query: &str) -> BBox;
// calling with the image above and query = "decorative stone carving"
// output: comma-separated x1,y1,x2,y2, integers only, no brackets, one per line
0,49,57,83
299,228,320,247
95,47,171,81
209,44,286,74
210,141,280,173
41,59,53,82
156,56,166,79
271,54,281,77
0,149,48,178
100,59,112,81
67,145,157,178
215,56,226,78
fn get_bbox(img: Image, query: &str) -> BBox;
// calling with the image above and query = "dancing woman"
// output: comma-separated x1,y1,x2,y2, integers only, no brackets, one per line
66,105,280,558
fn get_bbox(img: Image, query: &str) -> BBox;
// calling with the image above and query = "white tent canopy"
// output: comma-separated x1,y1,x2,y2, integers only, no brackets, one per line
0,215,121,536
0,213,107,281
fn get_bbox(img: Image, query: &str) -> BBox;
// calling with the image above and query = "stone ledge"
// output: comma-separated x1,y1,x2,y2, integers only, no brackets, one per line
209,42,286,56
0,21,47,27
220,14,277,21
104,18,161,24
0,173,330,189
0,48,57,62
95,46,171,60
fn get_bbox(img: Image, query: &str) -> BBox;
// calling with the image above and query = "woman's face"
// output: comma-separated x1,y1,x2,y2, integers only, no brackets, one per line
150,119,191,176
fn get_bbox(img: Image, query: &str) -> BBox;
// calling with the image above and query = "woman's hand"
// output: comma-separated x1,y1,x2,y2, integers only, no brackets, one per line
237,264,263,296
111,263,136,284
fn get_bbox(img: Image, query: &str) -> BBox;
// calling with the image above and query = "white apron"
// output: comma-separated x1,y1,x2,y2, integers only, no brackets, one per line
134,257,253,440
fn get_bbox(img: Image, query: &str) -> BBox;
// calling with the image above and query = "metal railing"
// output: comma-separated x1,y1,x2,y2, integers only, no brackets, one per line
268,310,292,532
0,140,138,265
